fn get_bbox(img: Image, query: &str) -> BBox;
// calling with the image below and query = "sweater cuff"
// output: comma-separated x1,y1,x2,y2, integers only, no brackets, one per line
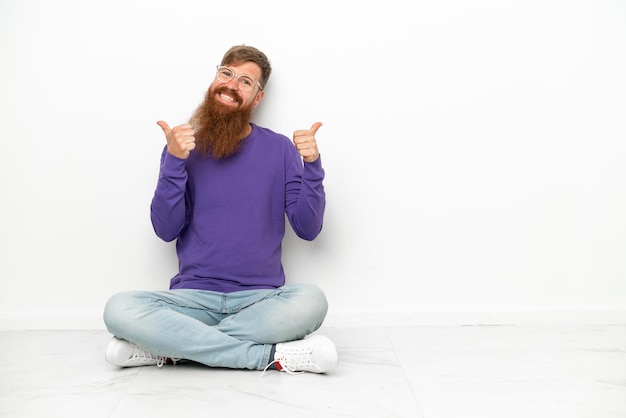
303,155,325,180
160,151,188,179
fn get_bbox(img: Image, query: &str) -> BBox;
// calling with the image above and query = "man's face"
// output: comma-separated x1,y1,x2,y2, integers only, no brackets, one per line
189,61,265,159
209,62,264,112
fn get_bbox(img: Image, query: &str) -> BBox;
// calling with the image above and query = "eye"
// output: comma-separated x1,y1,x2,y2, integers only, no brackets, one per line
240,77,254,88
220,68,234,78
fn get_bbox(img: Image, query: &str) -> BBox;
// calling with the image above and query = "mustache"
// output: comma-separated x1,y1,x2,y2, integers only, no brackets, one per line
213,86,243,104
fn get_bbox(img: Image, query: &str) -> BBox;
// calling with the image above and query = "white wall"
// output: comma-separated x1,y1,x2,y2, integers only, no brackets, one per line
1,0,625,329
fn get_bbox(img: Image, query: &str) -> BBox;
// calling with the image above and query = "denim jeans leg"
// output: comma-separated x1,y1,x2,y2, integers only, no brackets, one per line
216,283,329,344
103,289,271,370
102,283,328,370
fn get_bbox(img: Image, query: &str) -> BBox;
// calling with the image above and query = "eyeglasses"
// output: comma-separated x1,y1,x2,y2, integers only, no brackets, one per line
215,65,263,92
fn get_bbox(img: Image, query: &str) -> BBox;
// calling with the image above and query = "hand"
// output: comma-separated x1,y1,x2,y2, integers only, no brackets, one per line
293,122,322,163
157,120,196,159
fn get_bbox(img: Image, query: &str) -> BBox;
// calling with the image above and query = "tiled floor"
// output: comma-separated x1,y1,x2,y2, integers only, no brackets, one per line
1,325,625,417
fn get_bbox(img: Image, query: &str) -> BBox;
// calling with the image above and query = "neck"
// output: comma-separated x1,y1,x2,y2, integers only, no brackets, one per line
242,123,252,138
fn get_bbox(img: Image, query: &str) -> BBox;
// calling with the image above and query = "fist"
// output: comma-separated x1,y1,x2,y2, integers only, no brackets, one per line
293,121,322,163
157,120,196,159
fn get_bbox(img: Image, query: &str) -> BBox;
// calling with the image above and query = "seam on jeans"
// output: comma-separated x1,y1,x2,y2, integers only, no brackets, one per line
220,288,281,320
151,295,221,313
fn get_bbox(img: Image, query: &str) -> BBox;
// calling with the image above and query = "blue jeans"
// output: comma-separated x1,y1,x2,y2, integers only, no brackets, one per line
103,283,328,370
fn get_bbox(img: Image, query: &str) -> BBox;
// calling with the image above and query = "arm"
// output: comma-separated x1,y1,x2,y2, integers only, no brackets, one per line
286,122,326,240
150,148,189,242
149,120,196,242
285,156,326,241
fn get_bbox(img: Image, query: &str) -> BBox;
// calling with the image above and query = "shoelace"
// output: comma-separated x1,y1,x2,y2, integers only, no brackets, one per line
130,346,169,367
281,353,313,373
260,359,303,377
260,359,281,377
260,348,312,377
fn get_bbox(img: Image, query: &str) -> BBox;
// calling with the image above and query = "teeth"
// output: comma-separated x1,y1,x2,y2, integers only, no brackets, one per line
220,93,235,102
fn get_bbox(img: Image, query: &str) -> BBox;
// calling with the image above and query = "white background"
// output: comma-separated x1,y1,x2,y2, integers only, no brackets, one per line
1,0,625,329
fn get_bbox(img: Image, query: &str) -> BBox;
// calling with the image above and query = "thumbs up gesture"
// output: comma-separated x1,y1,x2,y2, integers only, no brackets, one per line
293,122,322,163
157,120,196,160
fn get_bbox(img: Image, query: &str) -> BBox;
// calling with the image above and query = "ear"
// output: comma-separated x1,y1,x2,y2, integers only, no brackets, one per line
253,90,265,108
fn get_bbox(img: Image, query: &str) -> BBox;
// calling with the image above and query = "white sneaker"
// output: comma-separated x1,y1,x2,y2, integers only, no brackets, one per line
105,336,171,368
270,334,338,374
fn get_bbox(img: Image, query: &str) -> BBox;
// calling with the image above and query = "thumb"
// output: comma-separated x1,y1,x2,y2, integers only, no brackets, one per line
310,121,323,135
156,120,171,135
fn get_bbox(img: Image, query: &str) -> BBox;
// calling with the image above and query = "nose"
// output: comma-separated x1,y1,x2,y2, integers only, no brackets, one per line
225,76,240,90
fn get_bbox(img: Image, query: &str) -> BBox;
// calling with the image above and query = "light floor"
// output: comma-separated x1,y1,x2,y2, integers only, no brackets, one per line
1,325,625,417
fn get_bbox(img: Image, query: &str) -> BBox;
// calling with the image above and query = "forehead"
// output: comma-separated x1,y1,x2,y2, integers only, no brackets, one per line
226,61,262,78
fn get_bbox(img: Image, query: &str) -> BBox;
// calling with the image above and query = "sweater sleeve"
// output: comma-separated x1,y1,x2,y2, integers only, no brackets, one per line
150,147,189,242
285,155,326,241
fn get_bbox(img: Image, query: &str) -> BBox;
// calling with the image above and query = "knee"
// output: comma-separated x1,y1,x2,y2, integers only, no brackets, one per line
102,291,137,334
286,283,329,325
306,283,329,318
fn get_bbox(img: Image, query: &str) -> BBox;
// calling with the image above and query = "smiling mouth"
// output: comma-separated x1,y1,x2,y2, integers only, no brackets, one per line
216,88,242,104
220,93,236,102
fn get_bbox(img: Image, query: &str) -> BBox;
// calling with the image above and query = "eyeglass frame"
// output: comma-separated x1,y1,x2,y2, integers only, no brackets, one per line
215,65,264,91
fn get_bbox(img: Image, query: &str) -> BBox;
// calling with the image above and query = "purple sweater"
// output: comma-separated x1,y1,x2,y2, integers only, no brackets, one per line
150,123,326,293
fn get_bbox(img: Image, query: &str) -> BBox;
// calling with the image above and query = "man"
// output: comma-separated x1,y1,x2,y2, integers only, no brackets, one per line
103,45,338,374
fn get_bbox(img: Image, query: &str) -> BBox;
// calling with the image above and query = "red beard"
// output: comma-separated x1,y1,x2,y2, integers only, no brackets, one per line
189,86,254,159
